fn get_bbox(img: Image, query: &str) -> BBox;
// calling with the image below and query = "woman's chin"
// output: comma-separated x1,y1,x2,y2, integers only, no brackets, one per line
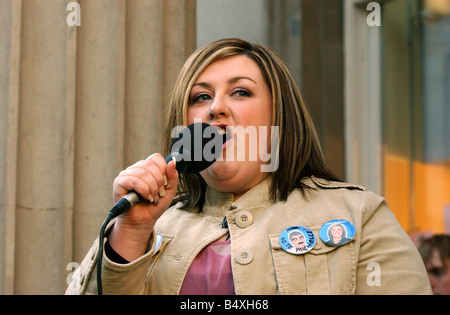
202,161,237,181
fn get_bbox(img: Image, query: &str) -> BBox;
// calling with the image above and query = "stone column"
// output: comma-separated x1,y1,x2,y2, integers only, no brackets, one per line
12,0,76,294
0,0,22,295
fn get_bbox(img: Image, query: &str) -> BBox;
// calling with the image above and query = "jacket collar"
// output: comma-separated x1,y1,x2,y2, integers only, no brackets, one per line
202,177,272,217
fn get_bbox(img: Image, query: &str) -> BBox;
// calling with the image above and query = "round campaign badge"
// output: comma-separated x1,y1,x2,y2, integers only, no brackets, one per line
319,219,356,246
279,226,316,255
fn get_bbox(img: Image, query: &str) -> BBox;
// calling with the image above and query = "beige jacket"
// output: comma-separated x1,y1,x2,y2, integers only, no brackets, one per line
67,177,431,295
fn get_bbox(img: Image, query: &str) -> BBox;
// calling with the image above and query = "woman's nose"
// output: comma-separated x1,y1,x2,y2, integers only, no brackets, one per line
208,96,230,120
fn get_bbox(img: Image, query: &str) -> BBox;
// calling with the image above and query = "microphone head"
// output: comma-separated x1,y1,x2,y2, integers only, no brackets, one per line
169,123,224,173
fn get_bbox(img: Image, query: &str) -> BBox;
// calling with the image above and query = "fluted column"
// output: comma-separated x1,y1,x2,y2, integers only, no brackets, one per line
0,0,22,295
12,0,76,294
124,0,196,165
72,0,127,264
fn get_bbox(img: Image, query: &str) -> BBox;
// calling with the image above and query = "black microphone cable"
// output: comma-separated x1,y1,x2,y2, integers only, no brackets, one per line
97,192,140,295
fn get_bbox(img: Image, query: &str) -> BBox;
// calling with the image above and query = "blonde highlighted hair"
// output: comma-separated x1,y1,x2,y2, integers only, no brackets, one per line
163,38,339,208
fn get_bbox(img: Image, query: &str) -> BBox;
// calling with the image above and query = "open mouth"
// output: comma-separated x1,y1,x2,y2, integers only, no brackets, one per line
215,126,233,147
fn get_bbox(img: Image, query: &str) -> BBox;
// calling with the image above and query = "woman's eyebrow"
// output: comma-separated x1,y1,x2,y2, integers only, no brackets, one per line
192,82,211,88
192,76,257,87
228,76,257,84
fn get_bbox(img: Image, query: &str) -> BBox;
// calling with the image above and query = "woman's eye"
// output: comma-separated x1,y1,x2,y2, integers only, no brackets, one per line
233,89,252,97
192,93,211,103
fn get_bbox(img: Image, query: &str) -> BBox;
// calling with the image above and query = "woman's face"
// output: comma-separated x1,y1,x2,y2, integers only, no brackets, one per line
186,55,272,199
330,225,344,239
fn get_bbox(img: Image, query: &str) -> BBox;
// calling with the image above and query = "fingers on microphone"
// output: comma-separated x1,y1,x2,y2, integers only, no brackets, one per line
121,160,167,203
145,153,178,192
115,173,154,203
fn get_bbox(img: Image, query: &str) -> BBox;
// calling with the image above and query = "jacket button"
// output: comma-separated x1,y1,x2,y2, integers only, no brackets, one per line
235,249,254,265
235,210,253,228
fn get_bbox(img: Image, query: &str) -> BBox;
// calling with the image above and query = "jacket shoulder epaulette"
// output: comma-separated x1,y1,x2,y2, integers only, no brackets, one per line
309,176,366,191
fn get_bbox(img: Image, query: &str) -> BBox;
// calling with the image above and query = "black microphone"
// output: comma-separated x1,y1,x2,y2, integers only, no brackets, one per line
108,122,224,218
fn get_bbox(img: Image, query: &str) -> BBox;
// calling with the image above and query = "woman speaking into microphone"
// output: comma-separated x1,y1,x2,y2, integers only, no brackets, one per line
67,38,431,295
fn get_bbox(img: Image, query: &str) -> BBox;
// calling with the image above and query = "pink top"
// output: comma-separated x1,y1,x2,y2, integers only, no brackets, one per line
179,240,235,295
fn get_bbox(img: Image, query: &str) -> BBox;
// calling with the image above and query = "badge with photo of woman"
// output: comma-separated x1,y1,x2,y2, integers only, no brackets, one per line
319,219,356,247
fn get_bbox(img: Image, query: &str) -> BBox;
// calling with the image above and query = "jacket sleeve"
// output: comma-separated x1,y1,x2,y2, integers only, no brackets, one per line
355,191,432,294
65,222,157,295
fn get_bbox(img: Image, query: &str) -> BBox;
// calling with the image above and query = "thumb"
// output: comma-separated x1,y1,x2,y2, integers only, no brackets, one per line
164,159,179,194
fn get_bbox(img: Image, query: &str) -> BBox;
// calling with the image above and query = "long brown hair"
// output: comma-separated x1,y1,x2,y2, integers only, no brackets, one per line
163,38,339,208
